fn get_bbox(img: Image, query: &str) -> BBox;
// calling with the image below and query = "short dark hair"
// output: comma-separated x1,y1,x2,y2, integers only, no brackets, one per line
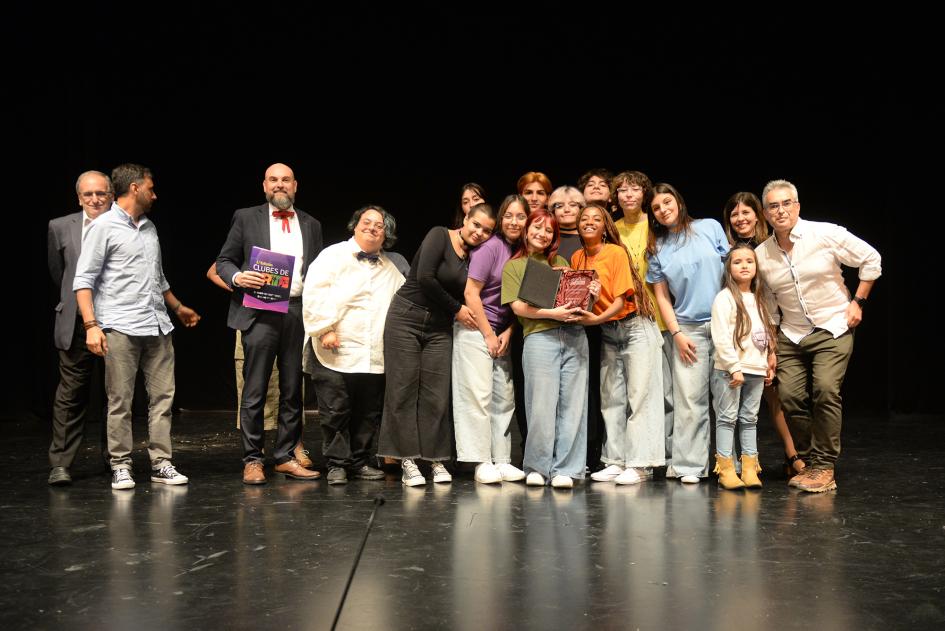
347,204,398,250
577,168,613,192
111,163,152,197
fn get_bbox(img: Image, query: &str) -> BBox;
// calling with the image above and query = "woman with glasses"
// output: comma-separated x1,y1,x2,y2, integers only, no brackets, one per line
501,210,588,488
611,171,674,473
548,186,586,262
572,204,664,485
453,196,530,483
723,191,805,478
378,205,497,486
646,183,729,484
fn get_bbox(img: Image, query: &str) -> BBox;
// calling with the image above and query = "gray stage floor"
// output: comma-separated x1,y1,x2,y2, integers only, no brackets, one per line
1,411,943,630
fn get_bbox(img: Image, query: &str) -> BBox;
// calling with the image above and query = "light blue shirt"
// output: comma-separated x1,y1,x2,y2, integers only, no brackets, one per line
73,203,173,336
646,219,729,323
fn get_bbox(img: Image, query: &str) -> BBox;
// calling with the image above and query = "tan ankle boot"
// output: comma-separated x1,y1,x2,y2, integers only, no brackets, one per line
740,454,763,489
714,454,746,490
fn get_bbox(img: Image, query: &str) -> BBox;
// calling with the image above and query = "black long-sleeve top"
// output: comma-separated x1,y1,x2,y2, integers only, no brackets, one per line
397,227,467,316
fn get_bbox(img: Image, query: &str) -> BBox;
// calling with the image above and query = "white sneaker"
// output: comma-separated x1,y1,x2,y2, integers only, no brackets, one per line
496,463,526,482
151,463,189,485
474,462,502,484
430,461,452,483
551,475,574,489
111,468,135,490
401,459,426,487
590,464,624,482
680,474,701,484
525,472,545,486
615,468,642,485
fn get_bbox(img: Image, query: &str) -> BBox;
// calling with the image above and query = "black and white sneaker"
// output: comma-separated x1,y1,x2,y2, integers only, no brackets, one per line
151,463,189,485
111,468,135,490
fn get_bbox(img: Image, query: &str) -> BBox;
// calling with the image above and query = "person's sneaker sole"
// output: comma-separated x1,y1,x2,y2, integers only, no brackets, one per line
402,476,426,487
111,481,135,490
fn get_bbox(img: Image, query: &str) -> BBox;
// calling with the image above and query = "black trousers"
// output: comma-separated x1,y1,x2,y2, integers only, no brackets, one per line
240,300,304,464
49,317,106,468
585,324,606,470
310,358,384,469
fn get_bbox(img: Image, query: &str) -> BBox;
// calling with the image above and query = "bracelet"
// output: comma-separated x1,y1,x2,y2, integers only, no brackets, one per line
83,320,99,330
671,330,682,337
171,302,183,313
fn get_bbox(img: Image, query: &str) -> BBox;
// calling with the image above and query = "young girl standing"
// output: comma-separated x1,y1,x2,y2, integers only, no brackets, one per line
709,245,776,490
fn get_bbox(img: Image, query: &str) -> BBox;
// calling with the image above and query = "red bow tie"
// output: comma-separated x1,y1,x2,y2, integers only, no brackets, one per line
272,210,295,233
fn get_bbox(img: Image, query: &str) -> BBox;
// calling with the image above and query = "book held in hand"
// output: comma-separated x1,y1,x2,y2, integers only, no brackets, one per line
242,246,295,313
518,257,598,311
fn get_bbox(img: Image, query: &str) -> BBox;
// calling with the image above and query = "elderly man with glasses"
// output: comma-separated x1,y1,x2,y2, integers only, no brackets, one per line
755,179,881,493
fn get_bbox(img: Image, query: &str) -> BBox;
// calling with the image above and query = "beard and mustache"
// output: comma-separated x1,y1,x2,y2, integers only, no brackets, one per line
267,190,294,211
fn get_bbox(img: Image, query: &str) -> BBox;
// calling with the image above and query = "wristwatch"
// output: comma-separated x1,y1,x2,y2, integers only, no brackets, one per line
852,296,867,307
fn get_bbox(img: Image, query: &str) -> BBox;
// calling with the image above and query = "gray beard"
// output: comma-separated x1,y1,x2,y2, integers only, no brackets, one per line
268,193,294,211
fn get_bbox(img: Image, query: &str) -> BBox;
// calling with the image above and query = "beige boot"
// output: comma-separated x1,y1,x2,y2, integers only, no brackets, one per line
740,454,763,489
714,454,746,490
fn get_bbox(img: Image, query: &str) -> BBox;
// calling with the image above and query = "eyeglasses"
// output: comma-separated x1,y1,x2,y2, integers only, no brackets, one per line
80,191,111,200
766,199,796,213
550,201,583,211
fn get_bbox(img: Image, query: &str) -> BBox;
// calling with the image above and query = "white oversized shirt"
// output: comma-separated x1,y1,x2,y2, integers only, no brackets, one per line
755,218,882,344
302,238,405,374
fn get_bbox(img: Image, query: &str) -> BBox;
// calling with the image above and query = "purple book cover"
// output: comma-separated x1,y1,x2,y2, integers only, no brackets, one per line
241,246,295,313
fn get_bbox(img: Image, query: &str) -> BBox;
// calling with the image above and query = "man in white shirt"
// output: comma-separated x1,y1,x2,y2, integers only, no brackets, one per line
755,179,882,493
216,163,323,484
303,206,405,484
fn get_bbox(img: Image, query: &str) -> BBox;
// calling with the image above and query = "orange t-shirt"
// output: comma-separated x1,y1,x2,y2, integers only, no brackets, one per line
571,243,635,321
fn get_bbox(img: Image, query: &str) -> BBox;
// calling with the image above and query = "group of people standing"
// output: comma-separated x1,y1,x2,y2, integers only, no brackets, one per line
46,163,881,496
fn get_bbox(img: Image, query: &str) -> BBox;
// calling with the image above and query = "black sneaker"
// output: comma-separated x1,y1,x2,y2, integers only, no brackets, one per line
352,464,385,480
111,468,135,490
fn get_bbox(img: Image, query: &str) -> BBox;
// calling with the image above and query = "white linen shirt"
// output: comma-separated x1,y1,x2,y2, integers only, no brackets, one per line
755,218,882,344
302,238,405,374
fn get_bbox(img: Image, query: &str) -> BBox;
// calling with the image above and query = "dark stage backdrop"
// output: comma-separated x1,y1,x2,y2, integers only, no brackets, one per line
7,6,934,419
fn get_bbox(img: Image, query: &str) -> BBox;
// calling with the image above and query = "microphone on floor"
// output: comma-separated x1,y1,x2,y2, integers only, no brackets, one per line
330,493,386,631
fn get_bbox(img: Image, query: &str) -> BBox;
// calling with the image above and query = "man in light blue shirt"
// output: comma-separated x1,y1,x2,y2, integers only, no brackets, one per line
74,163,200,490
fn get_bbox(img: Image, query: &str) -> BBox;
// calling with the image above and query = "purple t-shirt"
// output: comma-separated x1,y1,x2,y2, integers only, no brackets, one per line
468,235,514,332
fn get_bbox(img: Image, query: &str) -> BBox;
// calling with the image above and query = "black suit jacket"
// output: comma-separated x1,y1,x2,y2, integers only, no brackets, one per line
48,212,85,350
216,204,322,331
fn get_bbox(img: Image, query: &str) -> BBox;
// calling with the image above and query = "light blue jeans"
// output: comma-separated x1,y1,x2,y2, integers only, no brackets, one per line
661,329,675,463
599,315,665,468
522,325,589,480
451,324,515,464
710,370,764,458
666,322,714,479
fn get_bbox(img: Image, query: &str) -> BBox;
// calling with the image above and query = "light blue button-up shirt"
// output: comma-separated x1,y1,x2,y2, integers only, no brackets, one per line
73,203,174,336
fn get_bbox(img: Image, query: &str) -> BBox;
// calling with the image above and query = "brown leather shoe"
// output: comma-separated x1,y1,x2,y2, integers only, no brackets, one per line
243,461,266,485
294,442,314,469
274,459,322,481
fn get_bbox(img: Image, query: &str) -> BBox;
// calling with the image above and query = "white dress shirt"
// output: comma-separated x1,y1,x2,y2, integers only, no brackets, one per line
268,204,305,297
755,218,882,344
302,238,405,374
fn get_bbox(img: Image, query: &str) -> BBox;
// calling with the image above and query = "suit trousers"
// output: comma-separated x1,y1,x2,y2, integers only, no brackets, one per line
49,317,105,468
104,330,175,469
240,300,305,465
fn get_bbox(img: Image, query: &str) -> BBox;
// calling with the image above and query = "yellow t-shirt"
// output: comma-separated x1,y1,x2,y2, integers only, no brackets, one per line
615,215,666,330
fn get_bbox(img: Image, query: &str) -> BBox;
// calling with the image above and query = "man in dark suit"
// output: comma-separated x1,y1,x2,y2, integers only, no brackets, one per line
217,163,323,484
46,170,113,485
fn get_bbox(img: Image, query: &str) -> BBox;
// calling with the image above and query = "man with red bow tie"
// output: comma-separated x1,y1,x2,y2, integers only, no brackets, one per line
216,163,323,484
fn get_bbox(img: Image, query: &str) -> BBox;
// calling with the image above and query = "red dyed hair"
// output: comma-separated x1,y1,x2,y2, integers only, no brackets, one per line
512,209,560,263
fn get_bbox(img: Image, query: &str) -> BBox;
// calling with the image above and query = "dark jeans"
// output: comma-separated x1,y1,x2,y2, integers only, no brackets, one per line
585,324,605,471
377,294,453,461
310,358,384,469
240,300,304,465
